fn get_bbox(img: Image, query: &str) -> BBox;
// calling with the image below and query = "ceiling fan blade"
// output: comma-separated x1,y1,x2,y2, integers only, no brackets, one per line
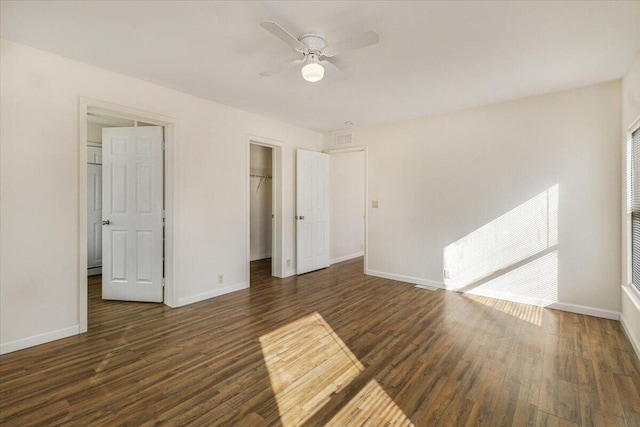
320,58,344,73
320,58,346,81
260,21,306,52
260,59,304,77
323,31,379,57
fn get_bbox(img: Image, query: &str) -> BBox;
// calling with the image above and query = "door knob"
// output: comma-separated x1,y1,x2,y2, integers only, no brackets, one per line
102,220,110,225
299,215,305,220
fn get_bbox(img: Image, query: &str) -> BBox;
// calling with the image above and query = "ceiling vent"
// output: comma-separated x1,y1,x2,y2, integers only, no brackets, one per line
336,133,353,146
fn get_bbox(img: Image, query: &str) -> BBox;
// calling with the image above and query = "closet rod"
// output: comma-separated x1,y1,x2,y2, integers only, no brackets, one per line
250,174,272,179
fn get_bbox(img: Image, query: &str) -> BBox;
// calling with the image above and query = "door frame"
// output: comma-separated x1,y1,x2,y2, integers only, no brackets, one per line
246,135,285,279
324,146,369,273
78,98,178,333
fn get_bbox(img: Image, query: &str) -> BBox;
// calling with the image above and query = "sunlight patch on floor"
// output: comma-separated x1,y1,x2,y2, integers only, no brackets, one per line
462,293,544,326
259,312,364,425
260,312,413,425
327,379,415,426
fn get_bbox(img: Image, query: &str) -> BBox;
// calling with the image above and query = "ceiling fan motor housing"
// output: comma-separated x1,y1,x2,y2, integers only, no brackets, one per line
298,32,327,53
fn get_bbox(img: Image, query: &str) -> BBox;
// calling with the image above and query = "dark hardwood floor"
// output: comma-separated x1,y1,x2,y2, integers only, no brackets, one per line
1,257,639,426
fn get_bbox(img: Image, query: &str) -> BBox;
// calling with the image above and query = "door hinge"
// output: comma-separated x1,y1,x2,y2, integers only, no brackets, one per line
162,278,165,288
162,210,166,219
162,141,166,150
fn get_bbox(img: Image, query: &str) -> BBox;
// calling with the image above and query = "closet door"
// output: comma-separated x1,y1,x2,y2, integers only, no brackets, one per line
87,146,103,268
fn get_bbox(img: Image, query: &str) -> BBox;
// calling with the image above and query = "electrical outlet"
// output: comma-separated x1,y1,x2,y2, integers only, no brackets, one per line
286,259,291,267
443,269,450,279
217,274,224,284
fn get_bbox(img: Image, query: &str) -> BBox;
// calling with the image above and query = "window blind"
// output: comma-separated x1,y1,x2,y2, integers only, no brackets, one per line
631,128,640,293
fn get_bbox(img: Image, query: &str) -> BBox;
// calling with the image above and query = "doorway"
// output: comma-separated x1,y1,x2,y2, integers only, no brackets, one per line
327,147,367,270
79,98,177,333
247,136,285,284
85,113,165,307
249,144,274,281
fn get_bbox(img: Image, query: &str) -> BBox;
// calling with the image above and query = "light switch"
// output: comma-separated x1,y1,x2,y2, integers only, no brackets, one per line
372,200,379,208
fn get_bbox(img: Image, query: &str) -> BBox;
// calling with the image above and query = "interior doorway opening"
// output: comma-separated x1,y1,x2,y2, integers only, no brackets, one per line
79,98,177,333
249,144,274,281
327,147,368,270
247,136,285,285
85,112,166,313
86,113,138,277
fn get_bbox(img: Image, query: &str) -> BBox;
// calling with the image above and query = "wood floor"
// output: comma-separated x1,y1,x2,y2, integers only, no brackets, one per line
1,257,639,426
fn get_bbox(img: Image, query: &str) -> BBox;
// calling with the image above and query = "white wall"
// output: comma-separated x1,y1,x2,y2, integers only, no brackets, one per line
330,151,365,263
325,81,621,316
621,50,640,356
250,144,272,261
0,39,323,353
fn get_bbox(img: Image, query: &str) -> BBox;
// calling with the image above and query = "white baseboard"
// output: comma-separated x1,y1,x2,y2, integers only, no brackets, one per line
365,269,621,322
365,269,445,289
463,290,555,308
621,313,640,361
178,282,248,307
283,267,296,278
331,251,364,265
0,325,80,355
546,302,620,320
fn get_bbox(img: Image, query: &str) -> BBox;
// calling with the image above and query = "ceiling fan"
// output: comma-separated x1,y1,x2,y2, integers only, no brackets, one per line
259,21,379,83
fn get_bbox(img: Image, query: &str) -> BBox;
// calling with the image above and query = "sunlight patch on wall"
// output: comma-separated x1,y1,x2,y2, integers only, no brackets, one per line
259,312,364,426
461,293,544,326
328,379,415,426
464,250,558,308
444,184,559,291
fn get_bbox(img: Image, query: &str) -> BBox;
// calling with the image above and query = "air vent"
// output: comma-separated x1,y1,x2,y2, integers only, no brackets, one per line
336,134,353,146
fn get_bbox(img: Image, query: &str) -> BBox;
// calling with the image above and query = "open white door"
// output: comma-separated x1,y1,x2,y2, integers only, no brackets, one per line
296,149,330,274
102,126,164,302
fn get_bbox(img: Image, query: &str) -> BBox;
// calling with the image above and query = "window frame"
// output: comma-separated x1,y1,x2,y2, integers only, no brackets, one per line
626,115,640,297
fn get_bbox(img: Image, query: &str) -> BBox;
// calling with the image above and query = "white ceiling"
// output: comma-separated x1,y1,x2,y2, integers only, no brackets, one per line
2,1,639,132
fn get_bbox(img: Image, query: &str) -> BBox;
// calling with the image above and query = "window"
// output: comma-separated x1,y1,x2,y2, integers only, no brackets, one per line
630,127,640,293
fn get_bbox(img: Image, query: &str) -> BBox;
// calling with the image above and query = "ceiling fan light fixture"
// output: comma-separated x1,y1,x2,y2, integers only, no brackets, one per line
260,22,380,82
302,54,324,82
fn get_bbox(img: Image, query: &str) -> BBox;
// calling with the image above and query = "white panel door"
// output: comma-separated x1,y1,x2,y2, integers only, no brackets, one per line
87,146,103,268
102,126,163,302
296,149,330,274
